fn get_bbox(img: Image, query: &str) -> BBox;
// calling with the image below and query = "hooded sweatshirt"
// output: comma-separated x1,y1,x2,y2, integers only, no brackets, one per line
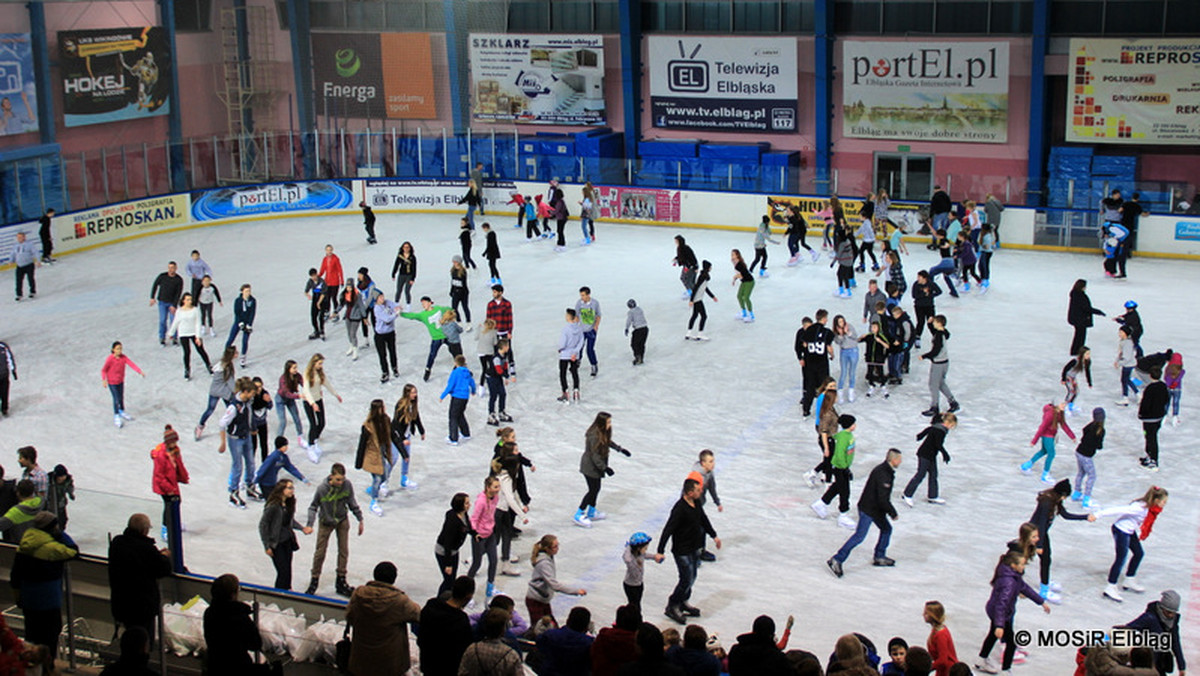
305,477,363,527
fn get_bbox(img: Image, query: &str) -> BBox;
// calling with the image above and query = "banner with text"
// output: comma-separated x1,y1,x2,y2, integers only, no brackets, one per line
1067,38,1200,144
58,27,172,128
649,36,798,133
311,33,437,120
765,196,925,233
360,178,517,211
841,41,1009,143
469,34,606,125
192,182,354,221
0,34,38,135
58,194,190,249
597,187,681,222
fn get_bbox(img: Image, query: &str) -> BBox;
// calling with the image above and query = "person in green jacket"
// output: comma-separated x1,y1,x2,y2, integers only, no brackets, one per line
0,480,43,544
401,296,453,382
812,415,858,529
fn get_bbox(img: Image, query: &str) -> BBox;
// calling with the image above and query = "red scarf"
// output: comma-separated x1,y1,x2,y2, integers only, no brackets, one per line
1140,503,1163,541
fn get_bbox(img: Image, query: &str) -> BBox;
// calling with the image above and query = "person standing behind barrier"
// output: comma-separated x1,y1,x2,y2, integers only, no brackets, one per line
347,561,422,676
11,510,77,670
108,513,172,643
151,425,188,571
149,261,183,345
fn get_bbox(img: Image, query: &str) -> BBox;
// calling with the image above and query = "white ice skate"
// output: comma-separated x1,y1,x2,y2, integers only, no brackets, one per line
114,414,124,429
1103,583,1123,602
810,500,829,519
1121,577,1145,593
803,470,818,488
307,443,323,464
837,513,857,529
787,254,800,267
119,411,134,421
974,658,1001,674
695,331,709,341
1172,415,1179,427
848,389,856,403
902,495,914,508
685,330,696,340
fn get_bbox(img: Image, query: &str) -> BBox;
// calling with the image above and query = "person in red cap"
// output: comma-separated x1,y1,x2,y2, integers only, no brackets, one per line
152,425,189,572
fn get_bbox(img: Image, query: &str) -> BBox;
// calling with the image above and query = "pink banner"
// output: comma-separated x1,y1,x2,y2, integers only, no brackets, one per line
596,187,681,222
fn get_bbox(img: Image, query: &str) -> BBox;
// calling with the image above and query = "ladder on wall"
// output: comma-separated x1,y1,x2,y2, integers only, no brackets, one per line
215,5,280,184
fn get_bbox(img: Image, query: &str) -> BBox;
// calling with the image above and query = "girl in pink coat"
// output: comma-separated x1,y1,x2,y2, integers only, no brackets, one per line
101,341,144,428
1021,402,1075,483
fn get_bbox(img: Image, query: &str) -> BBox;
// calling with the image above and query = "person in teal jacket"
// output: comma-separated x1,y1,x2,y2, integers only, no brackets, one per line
402,296,453,382
439,355,477,445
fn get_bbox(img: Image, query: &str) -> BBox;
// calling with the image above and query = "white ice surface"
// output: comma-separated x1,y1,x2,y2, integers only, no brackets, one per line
3,213,1198,671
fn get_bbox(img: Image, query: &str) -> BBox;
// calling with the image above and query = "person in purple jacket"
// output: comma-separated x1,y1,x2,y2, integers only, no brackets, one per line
974,551,1051,674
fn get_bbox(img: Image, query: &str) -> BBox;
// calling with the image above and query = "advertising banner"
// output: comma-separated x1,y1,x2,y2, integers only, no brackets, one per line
58,27,171,128
648,36,798,133
1176,221,1200,241
765,196,925,233
596,187,681,222
841,41,1009,143
57,194,190,249
191,182,354,221
469,34,606,125
0,34,37,135
311,33,437,120
360,178,516,211
1067,38,1200,144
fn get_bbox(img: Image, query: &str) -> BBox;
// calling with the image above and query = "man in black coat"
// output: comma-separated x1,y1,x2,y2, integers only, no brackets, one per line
728,615,791,676
828,449,902,577
108,513,172,643
659,479,721,625
1118,589,1186,676
795,309,834,417
202,574,265,673
417,576,475,676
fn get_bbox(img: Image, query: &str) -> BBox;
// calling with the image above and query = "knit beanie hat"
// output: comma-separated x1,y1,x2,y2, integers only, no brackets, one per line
1159,589,1181,613
1092,407,1106,423
163,425,179,445
357,266,369,275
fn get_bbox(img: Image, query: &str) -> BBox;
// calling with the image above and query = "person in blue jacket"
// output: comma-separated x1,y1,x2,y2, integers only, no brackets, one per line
439,354,476,446
253,436,308,497
225,284,257,366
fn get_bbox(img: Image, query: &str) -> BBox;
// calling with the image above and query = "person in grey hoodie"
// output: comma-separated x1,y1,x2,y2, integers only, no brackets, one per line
862,279,886,325
12,232,39,301
557,308,585,403
919,315,959,417
747,215,781,278
305,463,365,597
524,534,586,628
984,194,1004,244
625,299,649,366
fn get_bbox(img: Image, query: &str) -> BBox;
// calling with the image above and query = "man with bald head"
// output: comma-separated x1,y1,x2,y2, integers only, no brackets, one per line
108,513,172,642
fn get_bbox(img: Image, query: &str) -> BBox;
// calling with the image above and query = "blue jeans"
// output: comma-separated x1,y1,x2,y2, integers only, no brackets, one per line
199,396,230,427
108,383,125,415
157,301,175,341
226,323,250,355
227,436,256,492
668,550,702,607
834,510,892,563
1169,388,1181,416
1108,525,1144,584
838,347,858,390
887,351,904,379
466,204,477,229
1028,437,1057,473
382,443,404,482
582,330,598,366
933,212,949,232
1074,452,1096,497
928,259,960,292
1121,367,1138,397
276,398,303,437
426,339,444,369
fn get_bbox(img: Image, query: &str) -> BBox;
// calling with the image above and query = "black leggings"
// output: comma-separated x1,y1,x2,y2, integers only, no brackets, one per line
1070,325,1088,356
436,552,459,597
487,258,501,279
200,303,215,328
256,425,270,462
468,532,498,584
180,337,212,375
559,359,580,391
303,400,326,445
688,302,708,331
1038,529,1052,585
579,475,602,510
979,251,993,280
526,219,539,239
837,266,853,288
310,297,328,335
451,292,471,323
623,583,644,612
375,331,397,375
979,621,1016,670
749,247,768,272
461,241,476,269
858,242,878,268
556,218,567,246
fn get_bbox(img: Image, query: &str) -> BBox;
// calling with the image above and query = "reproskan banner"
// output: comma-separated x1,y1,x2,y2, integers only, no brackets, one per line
58,194,190,249
1066,38,1200,144
841,41,1009,143
649,36,798,133
311,33,437,119
58,27,172,128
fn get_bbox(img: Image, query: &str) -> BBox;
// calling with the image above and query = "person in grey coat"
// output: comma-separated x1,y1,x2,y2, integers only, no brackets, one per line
574,411,631,528
557,308,585,403
625,299,649,365
12,232,40,301
919,315,959,417
984,194,1004,243
258,479,311,590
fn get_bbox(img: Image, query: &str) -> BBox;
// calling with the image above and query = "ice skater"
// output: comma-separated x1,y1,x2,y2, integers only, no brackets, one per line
1029,479,1096,603
482,222,502,285
401,296,452,382
978,224,996,291
150,261,184,346
304,268,328,341
832,227,856,298
1094,486,1168,603
973,551,1051,674
359,201,376,244
167,293,212,380
1137,365,1169,470
459,179,482,230
371,293,400,383
748,215,780,278
832,315,859,402
624,299,649,365
796,309,835,416
197,276,222,337
485,339,514,426
658,477,720,624
1115,301,1144,356
1114,326,1138,405
674,235,699,298
303,463,365,597
856,214,879,272
449,255,471,325
827,448,902,578
1165,353,1184,426
1071,407,1105,509
622,532,664,612
216,377,258,509
355,399,391,517
387,383,424,492
317,244,344,321
860,321,890,398
1061,347,1092,415
101,341,144,428
225,283,256,366
459,219,477,270
574,411,631,528
439,354,476,446
196,346,237,441
467,475,501,600
390,241,417,307
686,261,717,341
731,249,755,322
902,412,957,506
275,360,304,440
785,204,817,265
185,249,213,300
300,353,343,462
911,270,941,346
434,493,473,596
918,315,959,417
557,308,585,403
1068,279,1105,355
1021,402,1076,483
811,413,857,529
576,287,602,377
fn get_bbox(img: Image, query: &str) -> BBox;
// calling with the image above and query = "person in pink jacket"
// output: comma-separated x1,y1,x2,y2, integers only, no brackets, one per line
1021,402,1075,483
467,475,502,600
102,341,144,429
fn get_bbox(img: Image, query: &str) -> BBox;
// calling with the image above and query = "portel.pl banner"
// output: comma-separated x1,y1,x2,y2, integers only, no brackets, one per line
842,41,1009,143
58,27,172,128
1067,38,1200,144
311,33,437,119
470,34,606,125
649,36,798,133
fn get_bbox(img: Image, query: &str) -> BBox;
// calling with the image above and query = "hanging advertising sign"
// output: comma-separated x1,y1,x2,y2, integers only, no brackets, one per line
311,33,437,120
648,36,798,133
0,34,37,135
58,27,172,127
596,186,681,222
469,34,606,125
841,41,1009,143
1066,38,1200,144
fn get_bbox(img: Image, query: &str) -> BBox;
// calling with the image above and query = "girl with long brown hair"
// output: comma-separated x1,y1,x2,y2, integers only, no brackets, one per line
355,399,391,517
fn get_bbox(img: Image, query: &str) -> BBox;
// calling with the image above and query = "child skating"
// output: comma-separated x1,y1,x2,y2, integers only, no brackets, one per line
1021,401,1076,483
1061,347,1093,415
1094,486,1168,603
1029,479,1096,603
485,339,514,426
731,249,755,322
860,321,890,398
557,308,585,403
686,260,717,341
810,414,857,529
1071,407,1105,509
197,276,222,337
101,341,145,428
574,411,631,528
748,215,780,278
482,222,502,285
919,315,959,417
902,412,957,507
625,299,649,365
1165,352,1184,426
439,354,476,446
1114,326,1138,405
622,532,664,613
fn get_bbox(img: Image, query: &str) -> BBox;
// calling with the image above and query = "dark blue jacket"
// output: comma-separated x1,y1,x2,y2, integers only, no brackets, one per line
254,449,306,488
537,626,594,676
1121,600,1185,673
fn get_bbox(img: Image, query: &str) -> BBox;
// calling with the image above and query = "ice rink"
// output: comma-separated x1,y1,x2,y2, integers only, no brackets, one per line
3,210,1198,671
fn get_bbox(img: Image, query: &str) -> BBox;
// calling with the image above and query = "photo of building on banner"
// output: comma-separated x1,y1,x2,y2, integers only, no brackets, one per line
0,34,38,136
469,34,606,125
841,41,1009,143
58,27,172,128
1066,38,1200,144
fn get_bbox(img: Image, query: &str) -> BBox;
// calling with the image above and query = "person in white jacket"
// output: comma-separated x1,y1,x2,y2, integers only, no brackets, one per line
300,353,343,462
524,534,585,629
167,293,212,379
1094,486,1169,603
493,443,529,577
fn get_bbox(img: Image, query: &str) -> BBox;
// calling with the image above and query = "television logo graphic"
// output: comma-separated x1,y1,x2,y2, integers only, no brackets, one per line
667,41,707,93
771,108,795,130
370,190,389,207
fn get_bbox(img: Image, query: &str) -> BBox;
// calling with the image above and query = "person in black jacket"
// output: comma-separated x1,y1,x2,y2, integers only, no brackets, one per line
0,467,17,522
658,479,720,625
202,574,267,673
796,310,835,417
910,271,941,346
482,222,502,285
1067,279,1105,355
1138,366,1170,470
1030,480,1096,603
902,414,957,506
149,262,184,346
728,615,791,676
360,201,377,245
674,235,699,298
433,493,475,597
418,576,476,676
108,513,172,643
828,449,902,577
1117,589,1186,676
100,626,156,676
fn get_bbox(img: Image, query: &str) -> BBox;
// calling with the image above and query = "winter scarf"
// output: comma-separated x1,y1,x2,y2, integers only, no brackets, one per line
1140,503,1163,541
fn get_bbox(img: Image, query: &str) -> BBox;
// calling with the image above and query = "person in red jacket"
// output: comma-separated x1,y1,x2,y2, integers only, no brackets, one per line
1021,402,1076,484
924,601,958,676
486,285,516,377
151,425,189,572
318,244,344,321
590,604,641,676
101,341,144,429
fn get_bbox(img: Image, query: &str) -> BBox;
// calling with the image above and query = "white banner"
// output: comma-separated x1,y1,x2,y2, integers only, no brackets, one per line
648,36,798,133
1066,38,1200,145
841,41,1009,143
469,34,605,125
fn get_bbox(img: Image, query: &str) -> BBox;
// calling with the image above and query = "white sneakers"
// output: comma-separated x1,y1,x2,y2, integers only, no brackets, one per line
847,389,856,403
